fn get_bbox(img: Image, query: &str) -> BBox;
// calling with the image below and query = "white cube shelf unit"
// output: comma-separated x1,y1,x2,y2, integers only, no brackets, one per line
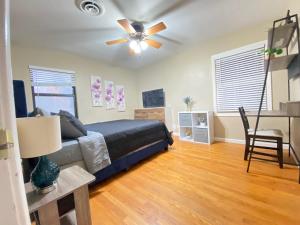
178,111,214,144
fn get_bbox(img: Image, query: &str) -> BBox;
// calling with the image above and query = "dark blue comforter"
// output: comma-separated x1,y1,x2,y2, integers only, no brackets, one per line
84,119,173,161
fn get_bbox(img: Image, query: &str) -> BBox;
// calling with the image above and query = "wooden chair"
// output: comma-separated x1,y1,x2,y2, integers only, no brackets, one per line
238,107,283,168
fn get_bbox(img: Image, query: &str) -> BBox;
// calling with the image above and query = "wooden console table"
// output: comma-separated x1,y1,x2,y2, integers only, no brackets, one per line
25,166,95,225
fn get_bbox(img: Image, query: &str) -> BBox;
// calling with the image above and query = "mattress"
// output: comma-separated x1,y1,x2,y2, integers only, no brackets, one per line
48,140,83,167
48,119,173,168
85,119,173,161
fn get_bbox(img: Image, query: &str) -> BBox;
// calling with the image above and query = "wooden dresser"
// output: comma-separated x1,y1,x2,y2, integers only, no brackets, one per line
134,107,173,131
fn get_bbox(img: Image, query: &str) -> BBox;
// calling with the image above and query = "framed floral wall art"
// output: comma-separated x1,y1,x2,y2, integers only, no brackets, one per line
90,76,103,107
104,80,115,109
116,85,126,111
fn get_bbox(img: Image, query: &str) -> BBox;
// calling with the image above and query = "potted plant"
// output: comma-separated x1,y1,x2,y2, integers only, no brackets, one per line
183,96,194,111
264,48,283,59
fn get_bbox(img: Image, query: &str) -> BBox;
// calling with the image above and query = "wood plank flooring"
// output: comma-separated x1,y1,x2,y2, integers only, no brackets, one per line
89,137,300,225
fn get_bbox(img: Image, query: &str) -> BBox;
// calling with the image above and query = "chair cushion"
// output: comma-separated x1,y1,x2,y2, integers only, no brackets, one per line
248,129,283,138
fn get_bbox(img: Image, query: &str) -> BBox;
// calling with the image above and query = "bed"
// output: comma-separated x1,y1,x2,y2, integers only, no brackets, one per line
47,119,173,185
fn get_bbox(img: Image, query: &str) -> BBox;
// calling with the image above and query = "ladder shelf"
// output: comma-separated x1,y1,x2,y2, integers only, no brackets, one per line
247,11,300,183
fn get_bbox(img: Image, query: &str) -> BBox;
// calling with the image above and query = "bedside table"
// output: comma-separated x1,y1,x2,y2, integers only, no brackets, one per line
25,166,95,225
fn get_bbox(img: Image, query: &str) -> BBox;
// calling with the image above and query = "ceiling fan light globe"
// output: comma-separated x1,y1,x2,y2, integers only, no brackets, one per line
134,45,141,54
129,40,138,50
140,41,148,50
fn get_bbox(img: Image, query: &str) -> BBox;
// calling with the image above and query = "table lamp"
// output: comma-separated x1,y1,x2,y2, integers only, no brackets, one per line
17,116,62,193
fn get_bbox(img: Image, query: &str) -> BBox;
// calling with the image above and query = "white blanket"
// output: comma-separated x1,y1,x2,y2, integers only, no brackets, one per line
78,131,111,174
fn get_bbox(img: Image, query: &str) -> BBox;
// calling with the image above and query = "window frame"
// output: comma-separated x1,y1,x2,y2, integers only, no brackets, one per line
29,65,79,118
211,41,272,117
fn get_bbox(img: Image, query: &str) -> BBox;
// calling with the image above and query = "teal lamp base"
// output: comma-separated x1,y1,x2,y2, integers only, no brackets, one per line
30,156,60,194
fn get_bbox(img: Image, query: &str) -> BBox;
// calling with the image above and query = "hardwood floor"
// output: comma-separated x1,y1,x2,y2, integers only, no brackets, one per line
89,137,300,225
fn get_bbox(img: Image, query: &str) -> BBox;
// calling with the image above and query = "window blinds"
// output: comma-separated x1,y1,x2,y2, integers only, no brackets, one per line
214,44,267,112
29,66,75,87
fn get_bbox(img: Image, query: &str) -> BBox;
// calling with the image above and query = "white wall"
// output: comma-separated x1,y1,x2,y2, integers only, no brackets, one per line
11,45,139,124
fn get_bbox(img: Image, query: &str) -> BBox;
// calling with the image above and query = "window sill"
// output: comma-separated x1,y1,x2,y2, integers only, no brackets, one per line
214,112,240,117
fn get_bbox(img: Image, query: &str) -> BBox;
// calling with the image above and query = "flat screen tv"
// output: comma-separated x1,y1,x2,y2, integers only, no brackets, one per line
142,89,165,108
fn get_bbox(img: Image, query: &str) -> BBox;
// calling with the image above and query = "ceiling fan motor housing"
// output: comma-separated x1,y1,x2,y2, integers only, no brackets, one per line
130,22,146,41
131,22,144,33
76,0,105,16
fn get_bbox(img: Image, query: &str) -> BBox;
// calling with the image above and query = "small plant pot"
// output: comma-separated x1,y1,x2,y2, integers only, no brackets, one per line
268,54,276,60
186,104,192,111
200,122,206,127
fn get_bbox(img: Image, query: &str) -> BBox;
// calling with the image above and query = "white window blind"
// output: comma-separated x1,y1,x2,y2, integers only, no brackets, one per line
29,66,77,116
213,42,269,113
29,66,75,87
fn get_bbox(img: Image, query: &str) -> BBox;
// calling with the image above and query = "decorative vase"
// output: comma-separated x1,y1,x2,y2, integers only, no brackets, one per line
186,104,192,111
31,156,60,193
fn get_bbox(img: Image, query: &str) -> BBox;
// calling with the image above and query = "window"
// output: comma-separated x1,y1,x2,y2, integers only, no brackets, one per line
29,66,78,116
212,41,272,114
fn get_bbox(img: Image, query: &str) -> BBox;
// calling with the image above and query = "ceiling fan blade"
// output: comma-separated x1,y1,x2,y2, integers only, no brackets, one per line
106,38,128,45
155,34,182,45
117,19,136,34
145,22,167,36
145,39,162,49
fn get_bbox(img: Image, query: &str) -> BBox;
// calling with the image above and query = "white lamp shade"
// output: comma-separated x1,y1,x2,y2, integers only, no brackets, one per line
17,116,62,158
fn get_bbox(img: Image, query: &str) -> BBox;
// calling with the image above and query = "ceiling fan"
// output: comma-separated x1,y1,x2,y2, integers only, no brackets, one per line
106,19,167,54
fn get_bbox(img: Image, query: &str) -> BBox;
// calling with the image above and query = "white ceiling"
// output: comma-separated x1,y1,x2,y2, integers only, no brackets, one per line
11,0,289,69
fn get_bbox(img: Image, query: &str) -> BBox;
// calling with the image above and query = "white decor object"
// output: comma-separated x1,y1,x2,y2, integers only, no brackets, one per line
178,111,214,144
104,80,115,109
90,76,103,107
116,85,126,111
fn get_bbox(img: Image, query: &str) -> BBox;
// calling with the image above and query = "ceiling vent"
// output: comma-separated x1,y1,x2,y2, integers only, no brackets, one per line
76,0,105,16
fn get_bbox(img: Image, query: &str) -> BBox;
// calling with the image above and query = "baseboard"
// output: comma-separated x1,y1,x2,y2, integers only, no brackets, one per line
215,137,289,149
215,137,244,144
174,133,289,149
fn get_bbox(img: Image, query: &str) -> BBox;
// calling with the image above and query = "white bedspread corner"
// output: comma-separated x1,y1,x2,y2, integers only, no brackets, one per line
78,131,111,174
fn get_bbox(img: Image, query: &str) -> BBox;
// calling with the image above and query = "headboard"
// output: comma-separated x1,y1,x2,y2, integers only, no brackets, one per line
13,80,28,118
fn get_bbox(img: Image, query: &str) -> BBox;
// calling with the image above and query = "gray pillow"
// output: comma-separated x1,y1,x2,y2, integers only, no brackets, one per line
51,111,87,139
59,110,87,136
59,115,85,139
